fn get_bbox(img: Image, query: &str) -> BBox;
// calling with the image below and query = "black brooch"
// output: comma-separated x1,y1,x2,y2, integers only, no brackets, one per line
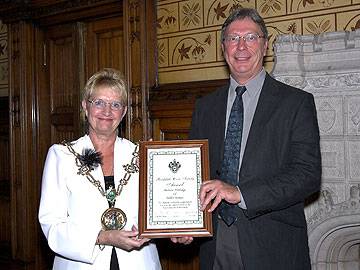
78,148,103,171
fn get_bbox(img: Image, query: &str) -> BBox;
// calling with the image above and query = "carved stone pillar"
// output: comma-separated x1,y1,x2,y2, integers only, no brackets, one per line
272,29,360,270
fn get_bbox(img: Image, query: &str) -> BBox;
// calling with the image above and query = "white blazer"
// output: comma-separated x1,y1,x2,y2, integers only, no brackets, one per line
38,135,161,270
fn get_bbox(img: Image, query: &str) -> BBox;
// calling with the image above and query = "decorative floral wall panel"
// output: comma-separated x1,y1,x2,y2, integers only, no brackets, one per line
337,10,360,31
288,0,352,13
157,0,360,83
179,0,203,31
303,14,335,35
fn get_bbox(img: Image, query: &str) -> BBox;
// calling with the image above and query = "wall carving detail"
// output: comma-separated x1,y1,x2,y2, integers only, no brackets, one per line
307,186,360,232
277,73,360,89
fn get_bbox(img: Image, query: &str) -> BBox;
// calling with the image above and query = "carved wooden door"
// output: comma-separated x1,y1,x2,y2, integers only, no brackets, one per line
40,23,82,146
85,17,125,76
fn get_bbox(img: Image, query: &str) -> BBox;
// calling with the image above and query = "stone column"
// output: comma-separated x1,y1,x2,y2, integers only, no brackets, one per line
272,29,360,270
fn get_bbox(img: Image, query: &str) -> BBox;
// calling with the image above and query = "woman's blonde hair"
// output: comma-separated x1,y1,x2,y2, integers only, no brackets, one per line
82,68,128,106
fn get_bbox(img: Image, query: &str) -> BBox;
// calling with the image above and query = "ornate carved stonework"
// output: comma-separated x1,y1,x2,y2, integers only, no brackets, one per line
272,29,360,270
307,185,360,232
277,73,360,90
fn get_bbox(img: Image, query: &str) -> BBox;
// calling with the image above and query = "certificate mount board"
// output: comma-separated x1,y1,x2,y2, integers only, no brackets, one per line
139,140,212,238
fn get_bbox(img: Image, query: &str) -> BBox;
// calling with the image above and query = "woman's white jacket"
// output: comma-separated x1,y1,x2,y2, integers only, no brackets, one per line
38,135,161,270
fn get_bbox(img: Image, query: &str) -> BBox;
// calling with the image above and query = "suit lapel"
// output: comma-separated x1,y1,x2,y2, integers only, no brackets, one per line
241,74,281,168
212,85,229,168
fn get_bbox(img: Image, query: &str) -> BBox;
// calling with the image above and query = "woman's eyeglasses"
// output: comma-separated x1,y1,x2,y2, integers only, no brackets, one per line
88,99,124,111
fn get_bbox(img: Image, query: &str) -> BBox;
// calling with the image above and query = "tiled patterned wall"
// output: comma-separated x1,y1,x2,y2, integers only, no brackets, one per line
0,21,7,97
157,0,360,83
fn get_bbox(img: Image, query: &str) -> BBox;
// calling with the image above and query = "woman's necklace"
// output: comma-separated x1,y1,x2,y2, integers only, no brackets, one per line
61,140,139,230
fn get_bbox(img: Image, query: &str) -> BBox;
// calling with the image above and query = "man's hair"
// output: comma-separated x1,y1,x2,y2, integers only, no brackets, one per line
220,8,268,42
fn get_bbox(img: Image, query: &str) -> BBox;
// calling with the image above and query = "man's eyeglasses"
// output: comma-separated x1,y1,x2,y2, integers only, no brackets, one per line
88,99,124,111
223,33,265,45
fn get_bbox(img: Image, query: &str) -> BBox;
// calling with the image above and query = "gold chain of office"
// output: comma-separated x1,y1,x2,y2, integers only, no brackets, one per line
61,140,139,198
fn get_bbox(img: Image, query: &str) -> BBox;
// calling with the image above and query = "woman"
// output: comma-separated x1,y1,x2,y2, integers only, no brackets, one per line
38,68,161,270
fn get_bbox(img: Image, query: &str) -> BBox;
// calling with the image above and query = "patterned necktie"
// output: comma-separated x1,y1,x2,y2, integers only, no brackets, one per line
219,86,246,226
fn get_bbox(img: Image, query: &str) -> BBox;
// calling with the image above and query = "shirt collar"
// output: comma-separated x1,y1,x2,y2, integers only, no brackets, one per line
229,68,266,97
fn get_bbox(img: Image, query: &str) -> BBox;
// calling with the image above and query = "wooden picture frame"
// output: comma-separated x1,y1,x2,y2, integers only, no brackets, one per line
138,140,213,238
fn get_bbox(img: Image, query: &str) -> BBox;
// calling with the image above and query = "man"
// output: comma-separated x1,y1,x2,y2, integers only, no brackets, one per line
189,8,321,270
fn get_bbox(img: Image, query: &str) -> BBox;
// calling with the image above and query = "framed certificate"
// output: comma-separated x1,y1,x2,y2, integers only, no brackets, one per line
138,140,213,238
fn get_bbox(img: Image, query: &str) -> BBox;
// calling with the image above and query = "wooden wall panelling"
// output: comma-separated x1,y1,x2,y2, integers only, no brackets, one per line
85,16,125,76
8,21,39,265
150,101,193,141
45,22,82,143
33,1,123,27
0,1,122,26
0,1,157,269
34,25,56,270
124,0,141,141
149,79,227,140
0,97,10,254
123,0,157,141
27,21,85,269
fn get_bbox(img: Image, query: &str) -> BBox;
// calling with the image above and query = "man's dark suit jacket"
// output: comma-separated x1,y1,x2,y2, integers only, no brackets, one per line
189,73,322,270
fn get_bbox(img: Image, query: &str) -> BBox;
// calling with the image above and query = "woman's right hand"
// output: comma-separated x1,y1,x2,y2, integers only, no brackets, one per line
97,225,150,251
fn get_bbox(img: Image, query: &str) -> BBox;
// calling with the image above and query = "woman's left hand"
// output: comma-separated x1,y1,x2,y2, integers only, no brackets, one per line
97,225,151,251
